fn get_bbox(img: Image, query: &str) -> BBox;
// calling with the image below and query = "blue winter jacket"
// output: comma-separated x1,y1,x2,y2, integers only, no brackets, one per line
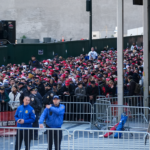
14,104,36,128
39,104,65,128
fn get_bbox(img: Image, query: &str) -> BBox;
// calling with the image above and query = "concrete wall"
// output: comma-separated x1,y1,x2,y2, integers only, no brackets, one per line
0,0,143,41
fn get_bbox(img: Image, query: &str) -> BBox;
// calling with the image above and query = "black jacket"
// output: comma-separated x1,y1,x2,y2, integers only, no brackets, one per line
59,84,75,96
133,73,140,83
29,60,41,68
29,94,42,112
128,80,136,96
36,83,45,97
43,90,55,105
19,86,27,105
86,85,99,97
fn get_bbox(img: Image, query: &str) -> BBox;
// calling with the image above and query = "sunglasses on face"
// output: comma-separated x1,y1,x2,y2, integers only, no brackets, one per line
35,80,39,82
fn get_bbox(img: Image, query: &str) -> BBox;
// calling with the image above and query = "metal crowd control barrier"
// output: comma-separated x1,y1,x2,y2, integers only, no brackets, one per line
124,96,144,107
92,101,111,130
0,127,149,150
97,97,118,104
60,102,92,128
97,95,144,107
107,105,150,131
73,130,150,150
59,95,107,103
0,127,70,150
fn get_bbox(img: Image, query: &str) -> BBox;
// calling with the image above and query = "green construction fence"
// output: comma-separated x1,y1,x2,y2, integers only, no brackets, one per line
0,35,143,66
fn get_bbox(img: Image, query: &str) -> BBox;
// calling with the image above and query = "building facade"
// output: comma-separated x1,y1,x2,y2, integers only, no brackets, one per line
0,0,143,41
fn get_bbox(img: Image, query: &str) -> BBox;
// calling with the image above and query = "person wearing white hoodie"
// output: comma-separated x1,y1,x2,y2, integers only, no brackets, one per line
8,85,20,110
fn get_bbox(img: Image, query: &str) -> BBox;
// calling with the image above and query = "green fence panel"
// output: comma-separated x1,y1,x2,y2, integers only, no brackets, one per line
0,46,8,66
0,35,143,66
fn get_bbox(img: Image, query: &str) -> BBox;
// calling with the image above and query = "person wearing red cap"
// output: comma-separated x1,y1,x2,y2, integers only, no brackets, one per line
59,80,74,96
60,74,66,85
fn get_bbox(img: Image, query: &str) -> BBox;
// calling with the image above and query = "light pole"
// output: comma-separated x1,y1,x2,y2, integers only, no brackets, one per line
86,0,92,52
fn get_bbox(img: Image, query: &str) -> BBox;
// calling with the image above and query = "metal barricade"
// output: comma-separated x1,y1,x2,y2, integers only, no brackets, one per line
124,96,144,107
96,95,106,100
60,95,94,103
97,95,144,106
73,130,150,150
60,102,92,127
107,105,150,131
92,101,111,130
97,97,118,104
0,127,70,150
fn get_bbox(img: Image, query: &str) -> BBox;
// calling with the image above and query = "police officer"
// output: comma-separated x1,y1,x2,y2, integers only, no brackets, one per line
39,95,65,150
14,96,35,150
34,77,45,97
43,83,55,106
18,82,27,94
29,85,42,140
20,80,42,105
27,80,43,104
19,82,27,105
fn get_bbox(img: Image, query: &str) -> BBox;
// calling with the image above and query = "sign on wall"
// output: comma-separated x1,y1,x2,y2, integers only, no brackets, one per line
38,50,44,55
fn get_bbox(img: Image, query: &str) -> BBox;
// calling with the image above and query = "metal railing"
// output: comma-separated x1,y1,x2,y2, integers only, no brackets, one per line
107,105,150,131
73,130,150,150
0,127,70,150
0,127,149,150
92,101,111,130
60,102,92,127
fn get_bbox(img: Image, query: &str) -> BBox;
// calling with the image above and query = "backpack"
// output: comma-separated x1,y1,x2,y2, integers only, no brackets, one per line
134,82,141,94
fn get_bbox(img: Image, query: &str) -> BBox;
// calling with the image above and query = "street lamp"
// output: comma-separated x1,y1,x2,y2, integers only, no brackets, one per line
86,0,92,52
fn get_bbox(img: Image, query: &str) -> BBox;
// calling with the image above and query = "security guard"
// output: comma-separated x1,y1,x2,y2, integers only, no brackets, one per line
39,95,65,150
43,83,55,106
14,96,35,150
29,85,42,140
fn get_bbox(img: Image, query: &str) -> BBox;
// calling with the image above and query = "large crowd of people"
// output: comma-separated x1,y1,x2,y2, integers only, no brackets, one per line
0,43,143,106
0,43,144,109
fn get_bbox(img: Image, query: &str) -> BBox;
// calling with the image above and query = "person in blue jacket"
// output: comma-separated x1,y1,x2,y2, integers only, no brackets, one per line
39,95,65,150
14,96,36,150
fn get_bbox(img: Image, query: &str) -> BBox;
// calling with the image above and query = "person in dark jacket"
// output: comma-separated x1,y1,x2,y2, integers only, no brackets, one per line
128,75,136,106
29,86,42,140
59,80,74,120
3,82,11,95
29,56,41,69
86,81,99,104
39,95,65,150
35,77,45,97
133,69,140,83
14,96,35,150
0,86,10,111
44,82,52,94
43,83,55,106
128,76,136,96
19,81,31,105
59,80,75,97
18,82,27,95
